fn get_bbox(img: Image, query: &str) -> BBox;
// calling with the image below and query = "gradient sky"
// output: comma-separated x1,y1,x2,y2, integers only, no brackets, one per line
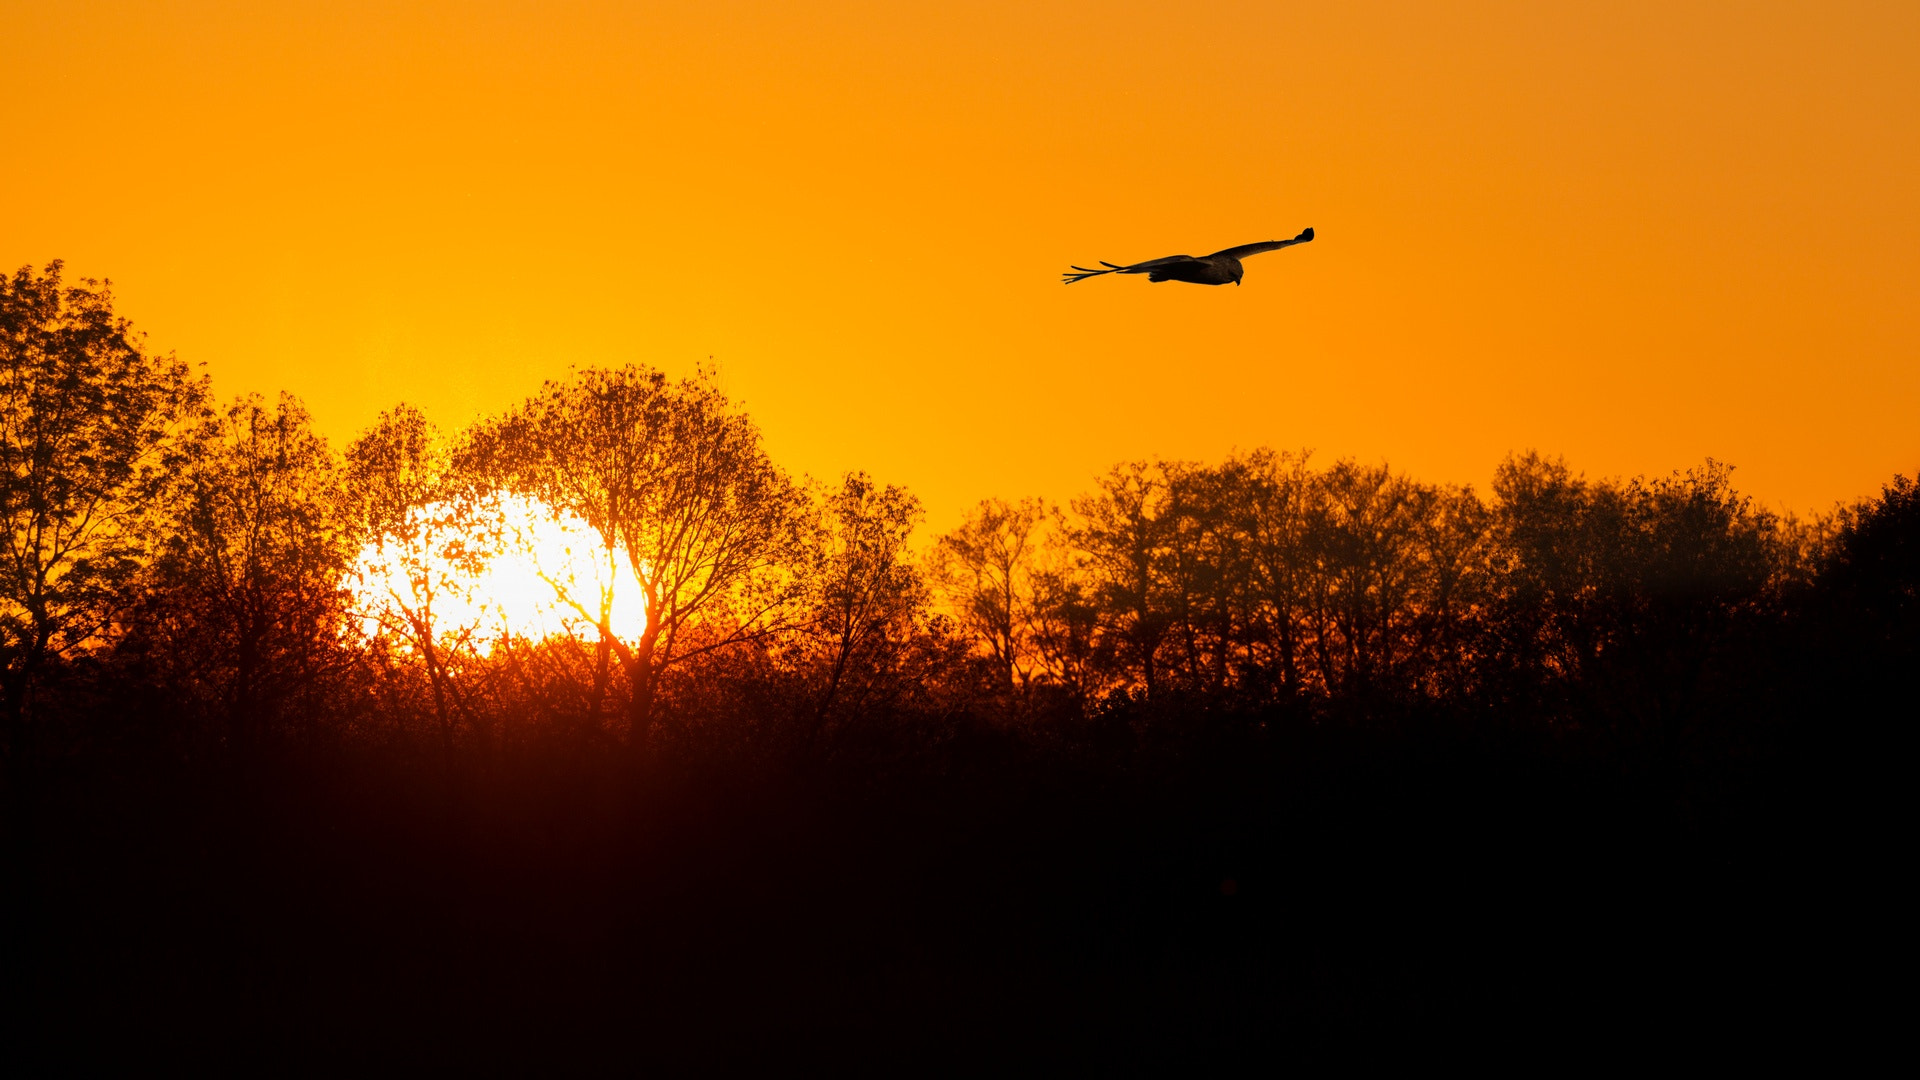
5,0,1916,527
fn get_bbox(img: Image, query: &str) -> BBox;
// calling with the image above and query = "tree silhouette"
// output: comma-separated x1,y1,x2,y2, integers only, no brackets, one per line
798,472,927,737
1156,459,1257,694
1023,517,1103,711
135,393,351,753
1403,479,1497,700
1071,462,1177,701
1824,473,1919,646
345,404,491,751
1233,449,1319,697
928,496,1053,705
474,365,804,752
1812,473,1919,733
0,261,206,756
1488,453,1784,735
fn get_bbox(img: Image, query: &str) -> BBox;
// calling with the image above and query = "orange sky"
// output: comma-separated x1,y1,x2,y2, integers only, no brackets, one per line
5,1,1916,527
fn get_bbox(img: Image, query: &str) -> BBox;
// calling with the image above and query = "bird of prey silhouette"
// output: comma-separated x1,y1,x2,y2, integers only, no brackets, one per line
1063,227,1315,286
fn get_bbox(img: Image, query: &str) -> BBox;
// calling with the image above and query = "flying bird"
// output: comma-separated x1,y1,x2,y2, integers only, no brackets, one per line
1063,227,1315,286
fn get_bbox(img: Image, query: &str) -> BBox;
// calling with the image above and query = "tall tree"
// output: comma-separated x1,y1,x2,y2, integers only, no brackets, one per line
1156,460,1255,693
473,365,804,749
1235,449,1319,696
1024,520,1103,711
1812,473,1919,718
928,496,1051,700
0,261,207,753
1301,461,1424,698
1071,462,1175,700
1404,480,1496,699
345,404,490,750
1612,461,1782,734
1487,451,1604,708
140,393,351,751
801,472,926,733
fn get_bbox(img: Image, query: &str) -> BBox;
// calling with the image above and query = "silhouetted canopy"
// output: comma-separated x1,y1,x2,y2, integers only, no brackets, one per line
1063,227,1315,286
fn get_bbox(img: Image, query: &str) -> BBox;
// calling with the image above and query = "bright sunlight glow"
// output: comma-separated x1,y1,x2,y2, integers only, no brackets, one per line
347,493,648,651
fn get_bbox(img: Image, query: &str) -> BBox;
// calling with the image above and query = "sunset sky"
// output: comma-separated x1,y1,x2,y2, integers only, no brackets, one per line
5,0,1915,527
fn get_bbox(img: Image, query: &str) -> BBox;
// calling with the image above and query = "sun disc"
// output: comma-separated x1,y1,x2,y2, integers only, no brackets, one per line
345,492,647,652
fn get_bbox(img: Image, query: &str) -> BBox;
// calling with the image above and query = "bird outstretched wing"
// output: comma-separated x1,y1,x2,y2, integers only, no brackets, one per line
1063,254,1201,284
1205,228,1315,261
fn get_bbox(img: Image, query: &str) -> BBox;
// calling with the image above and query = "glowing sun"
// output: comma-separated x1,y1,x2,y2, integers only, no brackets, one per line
347,492,647,650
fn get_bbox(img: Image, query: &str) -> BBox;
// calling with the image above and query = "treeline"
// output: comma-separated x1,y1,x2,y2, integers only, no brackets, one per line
930,451,1803,729
2,260,1912,769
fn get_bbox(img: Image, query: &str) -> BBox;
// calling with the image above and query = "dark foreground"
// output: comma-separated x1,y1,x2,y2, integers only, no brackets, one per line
6,699,1886,1070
